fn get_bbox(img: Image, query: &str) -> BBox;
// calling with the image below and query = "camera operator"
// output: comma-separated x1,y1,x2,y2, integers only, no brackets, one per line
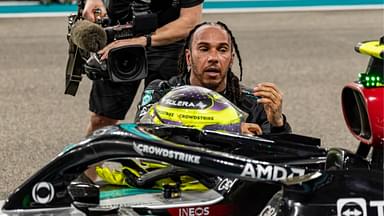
82,0,203,135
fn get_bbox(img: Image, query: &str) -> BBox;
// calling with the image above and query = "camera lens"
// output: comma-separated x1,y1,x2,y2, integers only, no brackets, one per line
108,45,148,82
114,52,143,79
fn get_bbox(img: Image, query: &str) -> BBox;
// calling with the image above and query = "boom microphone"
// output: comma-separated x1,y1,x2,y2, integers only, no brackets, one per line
70,20,107,52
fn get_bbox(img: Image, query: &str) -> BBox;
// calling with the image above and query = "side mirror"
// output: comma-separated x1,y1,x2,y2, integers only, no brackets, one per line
68,181,120,215
68,181,100,208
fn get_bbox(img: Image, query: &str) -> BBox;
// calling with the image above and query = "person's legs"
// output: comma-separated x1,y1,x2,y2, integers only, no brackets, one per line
85,80,140,180
86,112,118,135
88,80,141,133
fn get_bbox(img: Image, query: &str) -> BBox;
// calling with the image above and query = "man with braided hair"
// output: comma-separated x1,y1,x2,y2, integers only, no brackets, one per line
94,22,290,209
135,21,291,135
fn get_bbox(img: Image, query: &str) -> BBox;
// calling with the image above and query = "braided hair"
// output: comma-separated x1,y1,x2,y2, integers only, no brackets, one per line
177,21,244,105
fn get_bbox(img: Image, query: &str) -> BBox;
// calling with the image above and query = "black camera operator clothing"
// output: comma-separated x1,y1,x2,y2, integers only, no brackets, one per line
89,0,203,120
134,74,292,134
108,0,202,28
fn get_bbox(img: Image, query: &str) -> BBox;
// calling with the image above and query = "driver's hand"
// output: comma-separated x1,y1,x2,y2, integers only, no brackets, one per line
253,82,284,127
82,0,107,22
241,122,262,135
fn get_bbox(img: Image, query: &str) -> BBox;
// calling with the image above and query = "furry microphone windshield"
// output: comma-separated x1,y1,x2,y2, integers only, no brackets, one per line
70,19,107,52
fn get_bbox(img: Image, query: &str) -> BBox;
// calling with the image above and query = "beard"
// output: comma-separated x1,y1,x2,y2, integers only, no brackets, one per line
202,79,221,90
189,60,228,92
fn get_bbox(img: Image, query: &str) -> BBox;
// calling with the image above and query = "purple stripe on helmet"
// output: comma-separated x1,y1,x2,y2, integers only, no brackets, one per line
210,101,229,111
162,119,182,126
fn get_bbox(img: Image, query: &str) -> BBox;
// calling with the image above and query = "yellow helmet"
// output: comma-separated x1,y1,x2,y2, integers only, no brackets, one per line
147,86,247,134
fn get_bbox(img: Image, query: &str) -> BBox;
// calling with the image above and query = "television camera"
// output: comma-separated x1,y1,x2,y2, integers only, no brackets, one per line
65,0,157,96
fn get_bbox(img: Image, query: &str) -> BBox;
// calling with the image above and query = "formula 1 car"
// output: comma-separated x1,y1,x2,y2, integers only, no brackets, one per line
0,122,328,216
1,37,383,216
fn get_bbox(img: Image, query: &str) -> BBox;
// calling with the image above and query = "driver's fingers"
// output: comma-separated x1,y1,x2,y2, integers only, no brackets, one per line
254,83,282,99
256,82,282,95
241,123,262,135
254,85,282,106
255,90,278,103
256,97,282,109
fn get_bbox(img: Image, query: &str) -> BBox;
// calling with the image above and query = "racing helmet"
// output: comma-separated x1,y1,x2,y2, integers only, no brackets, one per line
146,85,248,134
